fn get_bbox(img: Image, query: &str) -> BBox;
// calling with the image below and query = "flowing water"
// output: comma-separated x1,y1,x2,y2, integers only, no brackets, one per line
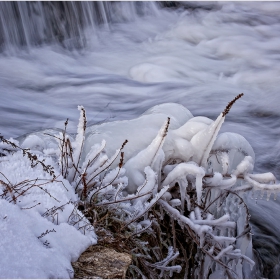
0,2,280,277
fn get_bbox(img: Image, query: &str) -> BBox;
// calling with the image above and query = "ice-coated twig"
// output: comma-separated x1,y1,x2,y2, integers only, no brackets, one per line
128,220,153,237
248,172,276,184
135,166,157,204
191,112,225,168
158,199,212,244
193,214,236,229
162,162,205,205
214,175,237,190
122,185,169,229
191,93,244,168
158,200,239,277
82,140,106,170
208,232,236,247
129,265,147,279
94,191,153,207
151,117,170,167
147,246,182,278
124,118,169,194
68,106,87,182
226,249,255,267
214,245,233,260
245,175,280,192
233,156,254,176
87,148,120,185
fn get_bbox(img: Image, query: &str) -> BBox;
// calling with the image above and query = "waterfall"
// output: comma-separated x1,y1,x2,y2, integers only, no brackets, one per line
0,1,161,51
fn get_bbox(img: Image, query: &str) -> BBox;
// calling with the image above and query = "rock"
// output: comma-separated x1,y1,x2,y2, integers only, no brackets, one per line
72,245,132,279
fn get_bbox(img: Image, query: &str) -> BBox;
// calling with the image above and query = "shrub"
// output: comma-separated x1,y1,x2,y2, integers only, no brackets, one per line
1,94,279,278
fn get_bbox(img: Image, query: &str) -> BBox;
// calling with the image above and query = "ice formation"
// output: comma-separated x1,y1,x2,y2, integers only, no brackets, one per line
2,100,280,279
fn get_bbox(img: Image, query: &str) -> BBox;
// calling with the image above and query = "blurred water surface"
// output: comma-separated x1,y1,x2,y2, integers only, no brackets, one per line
0,2,280,277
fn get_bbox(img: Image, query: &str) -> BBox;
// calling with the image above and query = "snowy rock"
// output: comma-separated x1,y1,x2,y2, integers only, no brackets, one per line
72,245,132,279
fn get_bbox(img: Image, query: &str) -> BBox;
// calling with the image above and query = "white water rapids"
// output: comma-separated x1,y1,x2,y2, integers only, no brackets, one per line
0,2,280,277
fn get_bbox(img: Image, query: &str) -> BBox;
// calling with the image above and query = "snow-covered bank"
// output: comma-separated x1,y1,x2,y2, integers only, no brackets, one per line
0,146,97,278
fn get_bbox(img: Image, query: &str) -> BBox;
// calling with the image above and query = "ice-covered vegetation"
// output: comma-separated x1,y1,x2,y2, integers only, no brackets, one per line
1,94,280,278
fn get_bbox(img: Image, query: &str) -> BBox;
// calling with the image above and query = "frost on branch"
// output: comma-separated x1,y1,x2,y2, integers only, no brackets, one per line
145,246,182,278
124,117,170,194
68,97,280,278
9,95,280,279
69,105,87,182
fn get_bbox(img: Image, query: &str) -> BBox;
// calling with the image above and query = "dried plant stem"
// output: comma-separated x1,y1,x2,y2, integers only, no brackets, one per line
95,191,153,207
0,135,56,179
222,93,244,117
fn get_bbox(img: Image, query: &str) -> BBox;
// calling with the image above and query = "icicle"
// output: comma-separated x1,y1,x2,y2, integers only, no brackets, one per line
190,211,196,221
220,152,230,175
226,250,255,269
185,193,191,211
158,199,212,237
266,190,272,201
199,233,205,248
178,177,188,213
250,190,254,200
194,207,202,220
206,213,214,220
196,173,203,205
159,205,164,220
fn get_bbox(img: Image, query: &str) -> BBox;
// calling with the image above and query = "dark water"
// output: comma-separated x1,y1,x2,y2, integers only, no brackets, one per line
0,2,280,277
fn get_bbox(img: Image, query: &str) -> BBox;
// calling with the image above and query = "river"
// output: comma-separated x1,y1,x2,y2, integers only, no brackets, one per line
0,2,280,278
